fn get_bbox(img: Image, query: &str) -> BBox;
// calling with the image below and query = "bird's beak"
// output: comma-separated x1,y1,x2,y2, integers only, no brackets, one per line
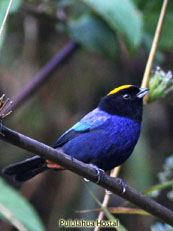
137,88,149,98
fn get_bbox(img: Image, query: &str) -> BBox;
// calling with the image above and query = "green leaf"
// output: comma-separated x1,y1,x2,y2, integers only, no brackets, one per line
0,178,45,231
82,0,143,50
0,27,6,52
0,0,21,23
68,14,117,59
77,207,149,216
143,181,173,197
10,0,22,13
0,0,22,51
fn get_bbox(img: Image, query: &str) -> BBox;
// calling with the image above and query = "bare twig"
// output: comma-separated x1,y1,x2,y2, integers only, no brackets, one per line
0,124,173,226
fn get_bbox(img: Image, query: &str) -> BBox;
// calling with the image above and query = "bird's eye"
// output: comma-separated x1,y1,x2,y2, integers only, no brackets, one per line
123,94,130,100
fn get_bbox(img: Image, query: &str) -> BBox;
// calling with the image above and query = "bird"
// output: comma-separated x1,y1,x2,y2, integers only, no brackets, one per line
2,85,149,182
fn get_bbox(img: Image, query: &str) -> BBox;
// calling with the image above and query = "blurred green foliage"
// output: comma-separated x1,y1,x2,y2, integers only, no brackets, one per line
67,14,118,59
0,0,173,231
81,0,142,50
158,155,173,201
0,178,44,231
0,0,22,50
1,0,173,58
151,222,173,231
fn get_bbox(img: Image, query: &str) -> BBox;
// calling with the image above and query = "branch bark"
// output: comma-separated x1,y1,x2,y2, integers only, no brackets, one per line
0,124,173,226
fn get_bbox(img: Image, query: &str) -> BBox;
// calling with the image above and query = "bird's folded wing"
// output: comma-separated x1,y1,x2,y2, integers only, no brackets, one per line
53,121,99,148
54,108,110,148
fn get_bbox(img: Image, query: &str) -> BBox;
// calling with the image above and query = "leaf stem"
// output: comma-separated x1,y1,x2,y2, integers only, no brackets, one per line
94,167,120,231
141,0,168,101
0,0,14,39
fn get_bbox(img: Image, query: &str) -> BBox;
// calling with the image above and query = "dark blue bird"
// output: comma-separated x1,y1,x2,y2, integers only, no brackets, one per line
3,85,149,181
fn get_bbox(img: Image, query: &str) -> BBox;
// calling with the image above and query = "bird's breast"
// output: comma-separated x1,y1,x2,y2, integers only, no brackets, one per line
105,116,141,150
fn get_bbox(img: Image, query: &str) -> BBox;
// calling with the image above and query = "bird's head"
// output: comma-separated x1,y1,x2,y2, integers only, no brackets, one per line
98,85,149,122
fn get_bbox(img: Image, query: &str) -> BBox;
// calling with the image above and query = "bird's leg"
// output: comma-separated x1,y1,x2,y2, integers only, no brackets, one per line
105,189,112,195
46,149,65,169
89,164,105,184
116,177,127,194
84,164,105,183
46,159,64,169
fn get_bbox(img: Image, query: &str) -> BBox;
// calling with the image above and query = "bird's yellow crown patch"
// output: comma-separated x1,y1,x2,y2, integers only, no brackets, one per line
107,85,132,95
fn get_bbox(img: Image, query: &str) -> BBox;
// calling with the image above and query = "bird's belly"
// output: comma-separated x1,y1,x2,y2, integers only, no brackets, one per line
90,128,140,170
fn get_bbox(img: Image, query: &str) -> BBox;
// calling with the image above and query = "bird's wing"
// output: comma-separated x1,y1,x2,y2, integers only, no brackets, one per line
53,121,96,148
54,108,110,148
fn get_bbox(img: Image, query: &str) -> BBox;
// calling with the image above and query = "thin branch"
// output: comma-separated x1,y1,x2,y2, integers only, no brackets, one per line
0,0,14,39
94,167,120,231
6,41,78,112
141,0,168,100
0,124,173,226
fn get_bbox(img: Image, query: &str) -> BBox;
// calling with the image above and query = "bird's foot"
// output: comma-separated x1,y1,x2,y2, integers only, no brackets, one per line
83,164,104,183
89,164,105,184
116,178,127,194
105,189,112,195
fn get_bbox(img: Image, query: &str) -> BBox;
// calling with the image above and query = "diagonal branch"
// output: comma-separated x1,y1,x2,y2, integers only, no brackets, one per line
0,123,173,226
6,41,78,112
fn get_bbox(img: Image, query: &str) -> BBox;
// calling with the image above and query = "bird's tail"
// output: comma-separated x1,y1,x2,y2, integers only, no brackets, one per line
2,156,48,182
